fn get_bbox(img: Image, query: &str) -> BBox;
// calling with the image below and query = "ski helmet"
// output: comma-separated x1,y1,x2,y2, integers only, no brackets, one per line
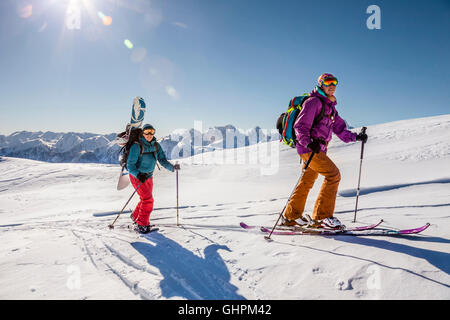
142,124,155,132
317,73,338,87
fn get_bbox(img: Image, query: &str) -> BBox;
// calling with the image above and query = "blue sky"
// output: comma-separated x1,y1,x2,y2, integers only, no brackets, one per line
0,0,449,137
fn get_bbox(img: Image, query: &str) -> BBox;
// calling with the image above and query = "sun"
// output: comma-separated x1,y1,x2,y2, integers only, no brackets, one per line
63,0,114,29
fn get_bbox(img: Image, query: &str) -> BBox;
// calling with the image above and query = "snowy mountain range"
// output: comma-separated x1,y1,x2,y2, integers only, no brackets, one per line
0,125,276,163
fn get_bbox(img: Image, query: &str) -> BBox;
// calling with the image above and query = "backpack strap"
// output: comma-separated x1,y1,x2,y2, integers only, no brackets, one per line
154,142,160,170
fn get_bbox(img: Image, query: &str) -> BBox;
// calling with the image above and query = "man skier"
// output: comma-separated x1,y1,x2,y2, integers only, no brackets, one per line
282,73,368,228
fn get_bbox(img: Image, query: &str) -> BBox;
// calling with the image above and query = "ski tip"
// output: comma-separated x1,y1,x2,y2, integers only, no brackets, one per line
239,222,249,229
417,222,431,231
399,222,431,235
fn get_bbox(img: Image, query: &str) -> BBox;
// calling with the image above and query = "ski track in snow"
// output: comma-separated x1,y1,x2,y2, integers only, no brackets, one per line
0,115,450,299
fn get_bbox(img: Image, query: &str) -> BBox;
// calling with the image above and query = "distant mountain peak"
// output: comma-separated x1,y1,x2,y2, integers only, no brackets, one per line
0,124,278,163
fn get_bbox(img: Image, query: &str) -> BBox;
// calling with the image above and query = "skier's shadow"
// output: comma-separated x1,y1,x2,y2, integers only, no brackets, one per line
131,233,246,300
338,178,450,197
334,236,450,278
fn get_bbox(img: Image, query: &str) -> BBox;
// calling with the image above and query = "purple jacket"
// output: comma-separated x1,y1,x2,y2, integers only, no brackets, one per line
294,87,356,155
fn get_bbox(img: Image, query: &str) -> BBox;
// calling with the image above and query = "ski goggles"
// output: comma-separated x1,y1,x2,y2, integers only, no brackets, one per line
321,78,338,87
143,130,155,136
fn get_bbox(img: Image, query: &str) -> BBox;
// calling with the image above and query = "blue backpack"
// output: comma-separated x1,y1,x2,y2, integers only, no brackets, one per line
276,94,325,148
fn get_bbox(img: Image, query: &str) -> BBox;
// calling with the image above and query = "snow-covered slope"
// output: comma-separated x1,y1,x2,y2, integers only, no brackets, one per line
0,114,449,299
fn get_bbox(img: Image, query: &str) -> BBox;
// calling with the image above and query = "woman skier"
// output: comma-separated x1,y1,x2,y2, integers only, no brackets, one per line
127,124,180,234
282,73,368,228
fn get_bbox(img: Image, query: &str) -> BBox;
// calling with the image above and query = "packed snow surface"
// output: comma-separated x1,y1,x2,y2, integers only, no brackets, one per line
0,115,449,299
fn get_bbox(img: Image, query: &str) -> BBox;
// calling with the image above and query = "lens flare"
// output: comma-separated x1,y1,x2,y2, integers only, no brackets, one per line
38,22,48,32
124,39,134,49
18,4,32,19
97,11,106,20
166,86,179,99
103,16,112,26
98,11,112,26
131,48,147,63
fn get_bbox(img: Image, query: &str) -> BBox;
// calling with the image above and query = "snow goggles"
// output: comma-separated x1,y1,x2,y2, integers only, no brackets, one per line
321,78,338,87
143,130,155,136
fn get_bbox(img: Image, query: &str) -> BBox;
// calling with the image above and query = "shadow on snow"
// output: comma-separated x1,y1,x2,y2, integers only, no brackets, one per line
278,235,450,289
335,203,450,215
339,178,450,197
131,232,246,300
334,235,450,280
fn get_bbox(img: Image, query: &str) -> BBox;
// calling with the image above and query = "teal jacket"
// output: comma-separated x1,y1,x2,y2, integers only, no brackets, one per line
127,137,174,178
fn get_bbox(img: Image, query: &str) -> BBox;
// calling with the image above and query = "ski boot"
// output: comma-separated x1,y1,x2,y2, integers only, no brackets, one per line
302,214,345,230
303,214,322,228
320,217,346,230
280,215,309,228
134,224,152,234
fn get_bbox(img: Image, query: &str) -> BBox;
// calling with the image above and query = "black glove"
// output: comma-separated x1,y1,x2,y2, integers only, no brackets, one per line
356,133,368,143
307,140,321,154
173,164,180,170
137,172,149,183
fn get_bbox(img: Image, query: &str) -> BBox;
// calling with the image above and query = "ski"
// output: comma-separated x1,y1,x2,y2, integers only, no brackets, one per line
258,223,430,236
239,222,258,230
240,219,383,233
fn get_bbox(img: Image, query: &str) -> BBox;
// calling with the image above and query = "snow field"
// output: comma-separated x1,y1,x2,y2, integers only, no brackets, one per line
0,114,449,299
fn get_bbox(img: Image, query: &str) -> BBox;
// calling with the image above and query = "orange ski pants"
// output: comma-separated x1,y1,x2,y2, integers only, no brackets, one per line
284,152,341,221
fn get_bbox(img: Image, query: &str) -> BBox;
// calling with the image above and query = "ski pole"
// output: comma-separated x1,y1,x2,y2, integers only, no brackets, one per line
265,152,315,241
353,127,367,223
176,165,179,226
108,182,142,229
